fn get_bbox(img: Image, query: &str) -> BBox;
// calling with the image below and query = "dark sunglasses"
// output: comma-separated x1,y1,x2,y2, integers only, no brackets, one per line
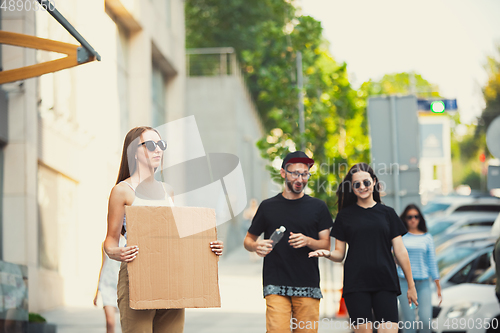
353,179,372,189
285,170,311,180
406,215,420,220
138,140,167,152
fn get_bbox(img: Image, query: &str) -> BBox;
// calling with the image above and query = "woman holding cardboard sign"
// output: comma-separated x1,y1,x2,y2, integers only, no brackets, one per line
104,126,224,333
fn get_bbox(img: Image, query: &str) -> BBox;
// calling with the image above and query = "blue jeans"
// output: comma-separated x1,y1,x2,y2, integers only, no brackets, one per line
398,277,432,333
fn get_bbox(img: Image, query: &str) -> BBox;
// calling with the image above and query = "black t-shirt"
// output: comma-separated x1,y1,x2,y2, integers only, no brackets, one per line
331,203,407,295
248,193,333,292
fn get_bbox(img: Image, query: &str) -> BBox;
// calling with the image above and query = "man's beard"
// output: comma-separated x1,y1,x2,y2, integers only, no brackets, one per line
286,178,305,194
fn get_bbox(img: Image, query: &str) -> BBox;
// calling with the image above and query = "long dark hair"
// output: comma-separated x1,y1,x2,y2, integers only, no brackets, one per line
115,126,162,185
336,162,381,212
116,126,162,235
400,204,427,233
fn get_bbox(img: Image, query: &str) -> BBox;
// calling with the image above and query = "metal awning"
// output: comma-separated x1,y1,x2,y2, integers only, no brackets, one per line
0,0,101,85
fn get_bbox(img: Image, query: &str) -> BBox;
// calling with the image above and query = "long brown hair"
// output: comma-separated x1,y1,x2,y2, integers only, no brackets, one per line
400,204,427,233
336,162,382,212
115,126,161,185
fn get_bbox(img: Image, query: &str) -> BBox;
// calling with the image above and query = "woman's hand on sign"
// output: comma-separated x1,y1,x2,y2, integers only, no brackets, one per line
210,240,224,256
106,245,139,262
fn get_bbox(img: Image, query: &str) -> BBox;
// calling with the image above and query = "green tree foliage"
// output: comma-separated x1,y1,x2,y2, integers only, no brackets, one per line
450,117,483,189
359,72,440,97
446,45,500,190
185,0,369,213
185,0,293,55
477,44,500,152
257,44,370,210
451,44,500,190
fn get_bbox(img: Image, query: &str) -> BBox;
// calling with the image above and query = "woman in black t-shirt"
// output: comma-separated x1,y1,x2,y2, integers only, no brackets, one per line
310,163,417,333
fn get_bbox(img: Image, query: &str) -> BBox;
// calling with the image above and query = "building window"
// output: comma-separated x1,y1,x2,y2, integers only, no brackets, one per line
151,64,166,127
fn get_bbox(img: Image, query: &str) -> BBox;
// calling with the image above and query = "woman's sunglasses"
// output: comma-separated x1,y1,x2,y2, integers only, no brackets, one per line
406,215,420,220
138,140,167,152
353,179,372,189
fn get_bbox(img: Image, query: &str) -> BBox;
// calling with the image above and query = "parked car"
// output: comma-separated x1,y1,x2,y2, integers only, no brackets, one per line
491,212,500,238
432,267,500,333
437,242,494,289
428,212,498,247
436,232,497,254
423,196,500,219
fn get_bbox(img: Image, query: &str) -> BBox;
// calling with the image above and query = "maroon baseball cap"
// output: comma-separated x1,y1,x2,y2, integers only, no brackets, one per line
281,151,314,169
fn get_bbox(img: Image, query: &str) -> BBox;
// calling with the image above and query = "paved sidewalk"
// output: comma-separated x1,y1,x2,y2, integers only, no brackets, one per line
42,248,350,333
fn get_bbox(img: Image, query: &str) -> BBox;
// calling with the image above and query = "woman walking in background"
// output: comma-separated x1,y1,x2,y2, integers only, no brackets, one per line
94,239,124,333
103,126,223,333
309,162,418,333
398,204,441,333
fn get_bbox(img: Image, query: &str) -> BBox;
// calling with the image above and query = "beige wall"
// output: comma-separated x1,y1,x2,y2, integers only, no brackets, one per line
1,5,40,310
2,0,186,312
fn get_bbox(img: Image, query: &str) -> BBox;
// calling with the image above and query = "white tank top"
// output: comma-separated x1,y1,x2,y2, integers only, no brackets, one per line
121,181,175,207
120,181,175,239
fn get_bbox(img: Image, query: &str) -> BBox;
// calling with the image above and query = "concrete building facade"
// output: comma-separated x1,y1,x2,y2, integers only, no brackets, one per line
1,0,186,312
1,1,272,314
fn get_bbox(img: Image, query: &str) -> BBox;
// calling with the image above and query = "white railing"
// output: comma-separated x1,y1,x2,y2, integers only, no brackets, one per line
186,47,238,77
186,47,264,134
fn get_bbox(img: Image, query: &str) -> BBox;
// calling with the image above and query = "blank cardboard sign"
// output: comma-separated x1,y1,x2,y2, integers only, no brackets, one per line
125,206,221,309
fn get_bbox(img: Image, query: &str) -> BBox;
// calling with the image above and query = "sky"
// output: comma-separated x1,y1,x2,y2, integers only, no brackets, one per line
300,0,500,124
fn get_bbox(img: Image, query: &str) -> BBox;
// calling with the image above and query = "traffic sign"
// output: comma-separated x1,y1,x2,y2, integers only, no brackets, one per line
488,166,500,190
368,95,421,213
430,101,445,113
418,99,457,112
486,116,500,159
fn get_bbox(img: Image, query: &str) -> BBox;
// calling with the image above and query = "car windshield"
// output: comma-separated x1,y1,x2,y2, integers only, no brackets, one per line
429,221,454,236
473,267,496,285
437,246,477,277
454,205,500,213
423,203,451,215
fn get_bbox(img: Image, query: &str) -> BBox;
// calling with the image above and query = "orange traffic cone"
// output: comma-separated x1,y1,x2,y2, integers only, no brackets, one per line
337,289,348,317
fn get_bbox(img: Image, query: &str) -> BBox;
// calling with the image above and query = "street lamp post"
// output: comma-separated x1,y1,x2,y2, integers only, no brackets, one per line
297,51,305,150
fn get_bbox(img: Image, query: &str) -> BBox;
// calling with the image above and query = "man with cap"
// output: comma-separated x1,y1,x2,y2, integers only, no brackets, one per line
244,151,333,333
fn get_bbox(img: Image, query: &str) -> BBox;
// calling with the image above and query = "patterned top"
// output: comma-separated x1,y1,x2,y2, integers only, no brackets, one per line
397,232,439,280
264,285,323,299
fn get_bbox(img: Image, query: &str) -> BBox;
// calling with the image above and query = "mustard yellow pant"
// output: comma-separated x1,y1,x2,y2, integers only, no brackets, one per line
117,262,185,333
265,294,320,333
